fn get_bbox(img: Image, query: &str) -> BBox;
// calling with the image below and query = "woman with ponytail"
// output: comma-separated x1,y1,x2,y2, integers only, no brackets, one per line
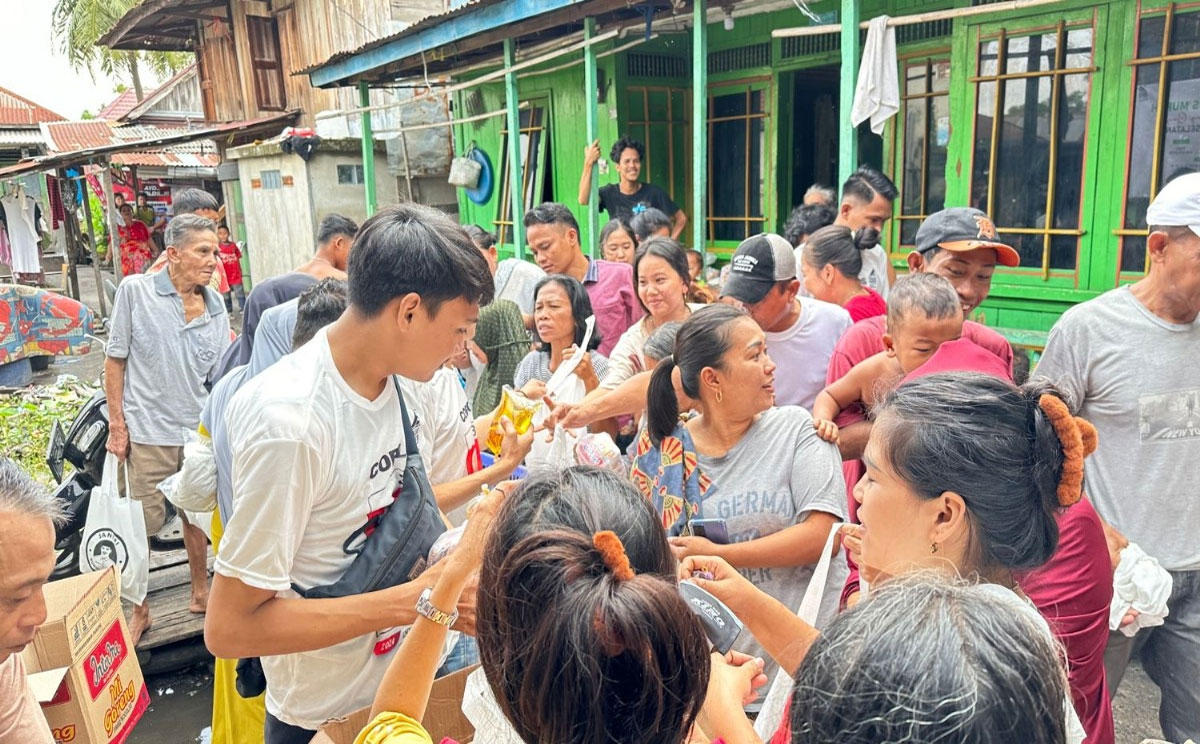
476,467,765,744
682,371,1099,742
357,468,767,744
631,305,847,681
799,225,888,322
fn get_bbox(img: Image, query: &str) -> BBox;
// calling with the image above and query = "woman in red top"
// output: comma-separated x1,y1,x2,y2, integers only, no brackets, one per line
116,203,153,276
799,225,887,322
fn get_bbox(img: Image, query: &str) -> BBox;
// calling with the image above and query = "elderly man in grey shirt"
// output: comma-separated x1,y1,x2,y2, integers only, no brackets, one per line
1036,173,1200,742
105,213,230,644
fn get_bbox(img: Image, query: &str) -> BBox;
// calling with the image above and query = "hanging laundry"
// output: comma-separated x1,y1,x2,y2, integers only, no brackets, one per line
851,15,900,135
0,190,41,276
0,222,10,268
46,175,66,230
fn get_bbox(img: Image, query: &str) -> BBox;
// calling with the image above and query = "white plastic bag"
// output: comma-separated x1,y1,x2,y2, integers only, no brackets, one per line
79,454,150,605
528,424,579,471
462,667,525,744
527,317,593,468
753,522,844,739
157,470,214,543
166,429,218,513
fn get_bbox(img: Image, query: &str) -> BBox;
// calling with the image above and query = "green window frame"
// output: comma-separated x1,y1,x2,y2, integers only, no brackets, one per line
625,86,692,216
706,80,772,249
966,11,1102,284
1116,1,1200,280
495,101,550,248
892,55,951,255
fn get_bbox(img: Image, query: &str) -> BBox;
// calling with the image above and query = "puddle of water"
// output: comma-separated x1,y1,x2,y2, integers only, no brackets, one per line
126,664,213,744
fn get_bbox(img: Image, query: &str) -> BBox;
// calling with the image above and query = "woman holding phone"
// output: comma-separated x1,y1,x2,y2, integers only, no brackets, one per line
631,305,846,680
683,371,1093,743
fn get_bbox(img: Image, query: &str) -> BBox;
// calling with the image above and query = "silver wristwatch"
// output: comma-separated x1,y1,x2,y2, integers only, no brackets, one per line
415,587,458,627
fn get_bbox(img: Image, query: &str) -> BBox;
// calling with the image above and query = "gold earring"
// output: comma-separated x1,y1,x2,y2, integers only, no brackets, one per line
930,542,939,555
715,389,723,404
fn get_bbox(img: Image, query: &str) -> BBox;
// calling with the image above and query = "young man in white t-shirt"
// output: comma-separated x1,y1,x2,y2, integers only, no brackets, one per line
834,166,898,299
206,204,496,743
720,233,853,410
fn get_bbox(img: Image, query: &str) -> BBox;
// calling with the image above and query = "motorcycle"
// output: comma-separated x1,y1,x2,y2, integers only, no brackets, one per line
46,390,186,581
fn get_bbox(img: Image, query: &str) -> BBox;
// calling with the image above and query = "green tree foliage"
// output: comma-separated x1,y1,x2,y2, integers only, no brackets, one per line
51,0,193,101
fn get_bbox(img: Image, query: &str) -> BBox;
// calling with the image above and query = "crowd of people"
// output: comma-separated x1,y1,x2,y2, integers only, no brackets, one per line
0,139,1198,744
108,188,247,314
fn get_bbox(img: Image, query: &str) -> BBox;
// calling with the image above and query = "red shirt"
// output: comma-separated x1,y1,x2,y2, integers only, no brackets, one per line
1018,498,1116,744
831,317,1014,604
828,316,1014,520
842,287,887,323
218,240,243,286
826,327,1114,744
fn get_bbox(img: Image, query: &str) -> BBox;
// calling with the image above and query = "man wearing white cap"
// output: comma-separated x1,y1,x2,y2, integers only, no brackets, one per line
1036,172,1200,742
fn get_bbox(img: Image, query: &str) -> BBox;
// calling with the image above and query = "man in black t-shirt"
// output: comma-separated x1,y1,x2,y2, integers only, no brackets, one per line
578,135,688,239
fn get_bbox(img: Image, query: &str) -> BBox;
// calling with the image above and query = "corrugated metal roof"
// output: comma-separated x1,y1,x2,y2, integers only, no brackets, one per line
97,91,140,121
301,0,499,74
0,110,298,177
0,129,46,147
0,87,66,127
41,121,117,152
112,151,220,167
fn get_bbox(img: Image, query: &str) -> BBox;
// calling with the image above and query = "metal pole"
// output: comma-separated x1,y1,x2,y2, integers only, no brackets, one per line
504,38,526,259
583,16,600,259
838,0,861,188
359,81,378,217
692,0,707,259
102,164,125,284
78,173,108,319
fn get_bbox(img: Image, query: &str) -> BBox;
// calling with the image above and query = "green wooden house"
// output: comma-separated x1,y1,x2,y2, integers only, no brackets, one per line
307,0,1200,346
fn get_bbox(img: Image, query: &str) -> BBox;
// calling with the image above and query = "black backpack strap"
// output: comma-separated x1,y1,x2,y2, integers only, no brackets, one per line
391,376,419,458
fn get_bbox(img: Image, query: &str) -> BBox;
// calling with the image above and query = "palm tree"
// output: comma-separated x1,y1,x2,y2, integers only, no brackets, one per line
52,0,192,102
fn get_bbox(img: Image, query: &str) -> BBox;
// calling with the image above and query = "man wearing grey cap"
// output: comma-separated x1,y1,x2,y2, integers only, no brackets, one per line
720,233,852,410
1036,172,1200,742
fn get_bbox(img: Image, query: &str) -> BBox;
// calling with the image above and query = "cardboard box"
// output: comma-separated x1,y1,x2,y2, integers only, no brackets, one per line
313,664,477,744
22,567,149,744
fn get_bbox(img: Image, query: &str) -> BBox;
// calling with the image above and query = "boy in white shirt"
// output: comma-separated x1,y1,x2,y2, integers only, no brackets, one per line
206,204,496,743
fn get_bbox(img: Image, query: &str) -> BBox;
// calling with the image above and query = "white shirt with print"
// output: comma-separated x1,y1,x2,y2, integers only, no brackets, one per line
217,327,413,730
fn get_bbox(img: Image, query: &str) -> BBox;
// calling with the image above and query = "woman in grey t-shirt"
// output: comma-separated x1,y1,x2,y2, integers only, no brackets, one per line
631,305,847,672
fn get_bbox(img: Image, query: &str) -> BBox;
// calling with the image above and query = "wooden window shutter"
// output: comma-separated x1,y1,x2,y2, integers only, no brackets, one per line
246,15,286,111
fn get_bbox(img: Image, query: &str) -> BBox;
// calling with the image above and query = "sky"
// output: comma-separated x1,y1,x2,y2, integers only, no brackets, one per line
0,2,167,121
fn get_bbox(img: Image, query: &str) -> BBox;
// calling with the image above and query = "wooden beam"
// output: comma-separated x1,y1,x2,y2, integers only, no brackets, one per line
359,82,377,217
55,171,81,302
77,173,108,319
773,0,1069,37
101,164,124,285
693,0,707,257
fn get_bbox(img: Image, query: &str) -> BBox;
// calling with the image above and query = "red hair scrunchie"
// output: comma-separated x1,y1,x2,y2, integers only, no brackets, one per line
1038,394,1098,507
593,530,636,582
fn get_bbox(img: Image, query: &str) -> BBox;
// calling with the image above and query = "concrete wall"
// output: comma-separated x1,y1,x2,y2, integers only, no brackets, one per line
229,139,398,284
233,148,316,282
305,148,399,227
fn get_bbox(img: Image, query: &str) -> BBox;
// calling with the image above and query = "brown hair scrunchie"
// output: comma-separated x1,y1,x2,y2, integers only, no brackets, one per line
1038,394,1099,507
593,530,636,581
